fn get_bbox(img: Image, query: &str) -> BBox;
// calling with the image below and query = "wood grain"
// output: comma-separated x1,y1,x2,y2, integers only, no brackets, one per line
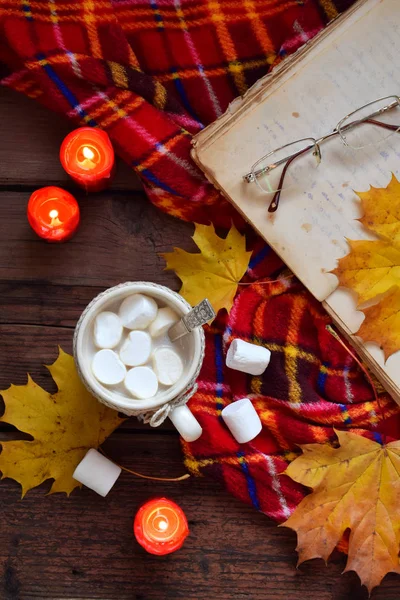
0,191,194,288
1,78,400,600
1,432,399,600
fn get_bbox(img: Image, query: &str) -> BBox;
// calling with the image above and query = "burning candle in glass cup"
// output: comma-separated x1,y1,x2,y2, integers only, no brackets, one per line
27,186,80,242
134,498,189,555
60,127,115,192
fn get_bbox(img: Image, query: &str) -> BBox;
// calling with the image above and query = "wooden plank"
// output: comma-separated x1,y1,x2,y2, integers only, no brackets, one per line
2,68,400,600
0,88,142,190
0,323,175,432
0,430,398,600
0,190,194,434
0,190,194,288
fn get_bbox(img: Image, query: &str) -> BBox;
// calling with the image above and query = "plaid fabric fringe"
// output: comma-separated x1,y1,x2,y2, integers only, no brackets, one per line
2,0,399,523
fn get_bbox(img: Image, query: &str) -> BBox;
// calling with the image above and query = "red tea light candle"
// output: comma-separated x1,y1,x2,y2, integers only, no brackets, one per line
27,186,80,242
60,127,115,192
134,498,189,556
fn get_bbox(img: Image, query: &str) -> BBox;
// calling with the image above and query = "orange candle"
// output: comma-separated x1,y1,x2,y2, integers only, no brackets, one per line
27,186,80,242
134,498,189,555
60,127,115,192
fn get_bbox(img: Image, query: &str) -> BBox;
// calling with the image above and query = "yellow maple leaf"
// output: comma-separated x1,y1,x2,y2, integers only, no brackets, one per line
282,430,400,594
0,349,124,497
162,223,252,314
358,174,400,243
333,238,400,304
358,286,400,360
333,175,400,306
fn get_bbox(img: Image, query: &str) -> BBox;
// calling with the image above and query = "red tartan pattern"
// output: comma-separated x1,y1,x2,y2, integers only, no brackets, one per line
2,0,400,523
184,252,400,521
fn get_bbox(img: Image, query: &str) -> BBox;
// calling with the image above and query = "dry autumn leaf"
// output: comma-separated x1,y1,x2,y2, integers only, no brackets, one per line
358,286,400,360
162,223,251,314
0,349,124,497
333,174,400,357
333,175,400,305
282,430,400,594
357,174,400,243
333,237,400,304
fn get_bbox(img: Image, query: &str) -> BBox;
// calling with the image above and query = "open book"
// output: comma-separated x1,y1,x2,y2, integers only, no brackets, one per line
191,0,400,402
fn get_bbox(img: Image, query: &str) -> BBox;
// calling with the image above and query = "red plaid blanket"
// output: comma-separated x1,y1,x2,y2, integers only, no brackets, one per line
2,0,400,521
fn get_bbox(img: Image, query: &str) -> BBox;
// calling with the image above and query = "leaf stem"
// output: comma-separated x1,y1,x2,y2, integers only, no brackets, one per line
98,447,190,482
237,274,294,286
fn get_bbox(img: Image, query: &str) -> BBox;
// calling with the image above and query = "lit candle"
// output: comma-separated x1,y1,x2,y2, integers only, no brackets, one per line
134,498,189,555
60,127,115,192
27,186,80,242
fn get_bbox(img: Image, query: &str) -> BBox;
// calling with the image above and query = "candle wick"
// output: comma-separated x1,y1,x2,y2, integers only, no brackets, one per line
49,209,62,227
98,447,191,482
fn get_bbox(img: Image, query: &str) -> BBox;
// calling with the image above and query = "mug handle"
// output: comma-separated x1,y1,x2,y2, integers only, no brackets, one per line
169,405,202,442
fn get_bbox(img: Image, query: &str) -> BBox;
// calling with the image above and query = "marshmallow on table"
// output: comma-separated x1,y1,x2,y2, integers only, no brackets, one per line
153,347,183,386
149,306,179,338
221,398,262,443
119,294,158,330
94,311,123,349
226,339,271,376
125,366,159,399
119,330,152,366
73,448,121,497
92,349,126,385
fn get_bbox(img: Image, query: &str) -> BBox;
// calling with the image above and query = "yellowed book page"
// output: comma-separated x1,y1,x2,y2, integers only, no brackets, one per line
193,0,400,398
193,0,400,302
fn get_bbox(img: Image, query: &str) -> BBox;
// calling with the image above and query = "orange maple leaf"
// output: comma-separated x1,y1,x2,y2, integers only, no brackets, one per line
282,430,400,594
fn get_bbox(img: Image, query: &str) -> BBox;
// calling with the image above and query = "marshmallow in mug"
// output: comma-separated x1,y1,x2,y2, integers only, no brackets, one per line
119,293,158,329
226,339,271,376
91,293,184,400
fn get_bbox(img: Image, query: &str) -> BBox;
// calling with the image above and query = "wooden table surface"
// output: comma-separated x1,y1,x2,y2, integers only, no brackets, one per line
1,87,400,600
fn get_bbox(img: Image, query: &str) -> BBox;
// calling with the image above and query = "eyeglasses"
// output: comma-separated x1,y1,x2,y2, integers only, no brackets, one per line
243,95,400,213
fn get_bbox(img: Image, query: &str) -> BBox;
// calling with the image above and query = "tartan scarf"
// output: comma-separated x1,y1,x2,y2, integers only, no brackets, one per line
2,0,400,521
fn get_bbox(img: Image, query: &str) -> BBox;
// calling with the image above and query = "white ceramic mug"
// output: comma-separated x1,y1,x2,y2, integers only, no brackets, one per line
73,281,205,442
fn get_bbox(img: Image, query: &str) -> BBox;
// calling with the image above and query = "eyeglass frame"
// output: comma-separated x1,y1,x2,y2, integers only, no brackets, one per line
243,95,400,213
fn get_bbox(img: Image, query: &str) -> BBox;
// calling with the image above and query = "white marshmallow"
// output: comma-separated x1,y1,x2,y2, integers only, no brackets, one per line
119,294,158,330
124,366,158,399
226,339,271,376
94,311,123,349
221,398,262,444
169,405,203,442
149,306,179,338
92,349,126,385
73,449,121,497
153,347,183,386
119,330,152,366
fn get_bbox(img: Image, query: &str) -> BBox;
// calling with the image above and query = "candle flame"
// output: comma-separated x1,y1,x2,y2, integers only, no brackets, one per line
49,209,59,219
82,146,95,160
158,520,168,532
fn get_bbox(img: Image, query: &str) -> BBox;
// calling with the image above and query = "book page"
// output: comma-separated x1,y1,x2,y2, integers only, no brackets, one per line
193,0,400,396
193,0,400,301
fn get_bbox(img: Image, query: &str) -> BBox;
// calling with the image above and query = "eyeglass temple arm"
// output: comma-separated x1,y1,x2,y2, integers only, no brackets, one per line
267,142,326,212
366,118,400,131
268,120,400,213
268,131,341,212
